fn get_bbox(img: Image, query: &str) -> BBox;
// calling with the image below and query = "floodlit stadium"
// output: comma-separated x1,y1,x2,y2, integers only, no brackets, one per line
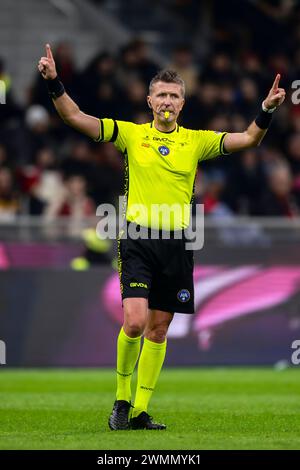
0,0,300,457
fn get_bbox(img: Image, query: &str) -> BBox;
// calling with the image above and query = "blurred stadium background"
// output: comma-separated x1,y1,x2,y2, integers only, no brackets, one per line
0,0,300,451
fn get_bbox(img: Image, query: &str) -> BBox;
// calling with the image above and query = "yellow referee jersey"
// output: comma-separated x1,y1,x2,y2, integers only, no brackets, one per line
95,119,228,229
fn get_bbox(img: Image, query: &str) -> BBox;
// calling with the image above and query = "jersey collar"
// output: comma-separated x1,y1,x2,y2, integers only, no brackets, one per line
150,121,180,133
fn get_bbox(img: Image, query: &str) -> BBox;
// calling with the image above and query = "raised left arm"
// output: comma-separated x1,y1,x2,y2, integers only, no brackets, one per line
224,74,286,153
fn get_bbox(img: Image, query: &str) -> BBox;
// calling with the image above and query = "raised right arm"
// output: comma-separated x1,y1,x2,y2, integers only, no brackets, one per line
38,44,100,140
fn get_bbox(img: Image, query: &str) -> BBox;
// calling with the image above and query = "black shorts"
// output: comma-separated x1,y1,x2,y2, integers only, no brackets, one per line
118,225,194,314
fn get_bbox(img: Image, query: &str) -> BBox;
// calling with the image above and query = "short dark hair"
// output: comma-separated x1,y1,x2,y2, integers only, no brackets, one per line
149,69,185,97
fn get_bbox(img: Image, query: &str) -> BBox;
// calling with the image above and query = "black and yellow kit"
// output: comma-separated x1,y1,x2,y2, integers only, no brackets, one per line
96,119,228,313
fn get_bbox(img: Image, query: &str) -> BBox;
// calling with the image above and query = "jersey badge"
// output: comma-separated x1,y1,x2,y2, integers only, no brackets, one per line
158,145,170,156
177,289,191,303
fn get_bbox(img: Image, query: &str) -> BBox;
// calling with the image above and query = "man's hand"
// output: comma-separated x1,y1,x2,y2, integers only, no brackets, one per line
38,44,57,80
263,73,286,110
223,74,286,153
38,42,100,140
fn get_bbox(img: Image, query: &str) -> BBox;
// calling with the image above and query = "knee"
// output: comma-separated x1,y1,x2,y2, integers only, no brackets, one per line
123,320,144,338
123,310,146,337
123,298,147,337
146,326,168,343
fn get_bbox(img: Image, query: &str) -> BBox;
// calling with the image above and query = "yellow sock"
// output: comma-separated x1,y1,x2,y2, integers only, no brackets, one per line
132,337,167,418
116,327,141,402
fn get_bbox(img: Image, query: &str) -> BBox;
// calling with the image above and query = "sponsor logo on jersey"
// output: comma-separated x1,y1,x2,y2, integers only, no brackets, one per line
177,289,190,302
153,136,175,143
158,145,170,156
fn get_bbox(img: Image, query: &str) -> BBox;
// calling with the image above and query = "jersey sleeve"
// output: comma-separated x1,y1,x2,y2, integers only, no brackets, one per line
195,130,230,162
94,118,135,153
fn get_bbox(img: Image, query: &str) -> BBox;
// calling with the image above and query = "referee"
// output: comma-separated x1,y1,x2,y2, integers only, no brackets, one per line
38,44,285,430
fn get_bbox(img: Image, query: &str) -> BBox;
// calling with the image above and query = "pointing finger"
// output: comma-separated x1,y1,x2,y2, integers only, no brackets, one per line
272,73,281,90
46,44,53,60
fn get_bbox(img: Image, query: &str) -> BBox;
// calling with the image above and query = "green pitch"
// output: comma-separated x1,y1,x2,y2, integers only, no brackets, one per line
0,368,299,450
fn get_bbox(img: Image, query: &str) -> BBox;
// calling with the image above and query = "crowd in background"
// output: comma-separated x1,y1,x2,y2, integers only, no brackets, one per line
1,0,300,223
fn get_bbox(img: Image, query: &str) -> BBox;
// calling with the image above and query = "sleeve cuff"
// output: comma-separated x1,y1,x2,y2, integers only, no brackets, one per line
220,132,230,155
94,119,104,142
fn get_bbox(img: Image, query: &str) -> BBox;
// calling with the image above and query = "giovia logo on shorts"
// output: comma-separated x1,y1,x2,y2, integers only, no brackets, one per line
158,145,170,156
130,282,148,289
177,289,190,303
